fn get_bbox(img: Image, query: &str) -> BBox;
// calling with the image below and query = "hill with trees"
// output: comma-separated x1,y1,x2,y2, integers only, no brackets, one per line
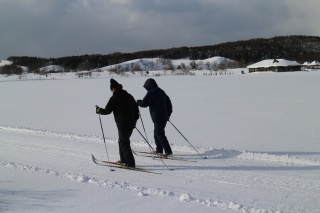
3,35,320,73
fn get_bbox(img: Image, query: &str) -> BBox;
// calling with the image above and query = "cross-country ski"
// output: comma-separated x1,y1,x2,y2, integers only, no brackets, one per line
91,154,161,174
132,150,197,162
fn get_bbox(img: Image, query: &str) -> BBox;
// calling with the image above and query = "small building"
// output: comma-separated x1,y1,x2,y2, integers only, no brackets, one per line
247,59,302,73
302,61,320,70
76,71,92,78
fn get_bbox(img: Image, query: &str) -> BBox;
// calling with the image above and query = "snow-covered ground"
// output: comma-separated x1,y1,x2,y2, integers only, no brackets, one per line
1,70,320,212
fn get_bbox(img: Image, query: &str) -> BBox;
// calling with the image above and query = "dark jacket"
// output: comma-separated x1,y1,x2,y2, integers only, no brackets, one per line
139,79,172,123
100,89,139,130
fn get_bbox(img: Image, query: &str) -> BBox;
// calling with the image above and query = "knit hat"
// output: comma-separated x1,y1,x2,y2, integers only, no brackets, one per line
110,78,120,90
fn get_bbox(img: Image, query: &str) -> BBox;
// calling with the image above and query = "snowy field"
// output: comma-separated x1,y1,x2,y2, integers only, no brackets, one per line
1,70,320,212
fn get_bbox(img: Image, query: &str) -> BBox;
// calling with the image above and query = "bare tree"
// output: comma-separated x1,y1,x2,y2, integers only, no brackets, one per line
163,59,174,71
190,61,197,70
108,65,125,75
212,62,219,75
180,63,190,75
205,61,212,75
205,61,211,69
218,59,230,74
131,64,142,72
197,61,204,70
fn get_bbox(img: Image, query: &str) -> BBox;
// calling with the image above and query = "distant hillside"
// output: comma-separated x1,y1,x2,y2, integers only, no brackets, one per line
6,35,320,72
95,56,236,74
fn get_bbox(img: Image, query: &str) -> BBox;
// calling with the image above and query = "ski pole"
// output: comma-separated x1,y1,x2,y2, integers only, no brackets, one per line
138,110,151,152
135,127,173,171
98,114,114,171
169,120,207,159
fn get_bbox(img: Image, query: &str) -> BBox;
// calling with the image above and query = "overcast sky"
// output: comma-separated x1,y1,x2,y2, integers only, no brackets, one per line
0,0,319,60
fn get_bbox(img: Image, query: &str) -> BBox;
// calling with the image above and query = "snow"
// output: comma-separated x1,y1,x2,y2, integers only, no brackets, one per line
247,59,301,68
0,60,12,67
39,65,64,72
304,61,320,65
95,56,233,72
1,70,320,212
171,56,232,66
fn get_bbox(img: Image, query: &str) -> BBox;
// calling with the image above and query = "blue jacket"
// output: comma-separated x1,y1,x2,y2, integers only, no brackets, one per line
139,79,172,123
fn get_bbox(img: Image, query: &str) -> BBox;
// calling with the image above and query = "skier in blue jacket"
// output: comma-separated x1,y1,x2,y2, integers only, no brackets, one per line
137,78,173,156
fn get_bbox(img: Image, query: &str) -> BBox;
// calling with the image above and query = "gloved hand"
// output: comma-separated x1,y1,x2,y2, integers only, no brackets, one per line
95,105,102,114
137,100,142,106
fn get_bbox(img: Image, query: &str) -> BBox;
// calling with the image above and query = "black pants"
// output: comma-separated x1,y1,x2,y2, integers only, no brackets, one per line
154,121,172,155
118,128,135,167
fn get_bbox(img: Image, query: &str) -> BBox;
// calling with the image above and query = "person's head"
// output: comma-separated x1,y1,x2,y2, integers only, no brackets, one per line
143,78,158,91
110,79,122,92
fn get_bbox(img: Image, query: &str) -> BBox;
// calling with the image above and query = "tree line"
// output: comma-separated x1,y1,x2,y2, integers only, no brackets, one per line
2,35,320,74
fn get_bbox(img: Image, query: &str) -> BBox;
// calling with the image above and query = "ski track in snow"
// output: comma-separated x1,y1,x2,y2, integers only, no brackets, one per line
1,125,320,212
1,160,267,213
236,151,320,166
1,125,319,167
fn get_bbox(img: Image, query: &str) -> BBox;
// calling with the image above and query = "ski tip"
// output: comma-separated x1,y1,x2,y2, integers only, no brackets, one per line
91,154,96,160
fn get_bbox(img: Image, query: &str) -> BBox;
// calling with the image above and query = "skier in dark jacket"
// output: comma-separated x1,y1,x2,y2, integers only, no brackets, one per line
137,78,173,156
96,79,139,168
